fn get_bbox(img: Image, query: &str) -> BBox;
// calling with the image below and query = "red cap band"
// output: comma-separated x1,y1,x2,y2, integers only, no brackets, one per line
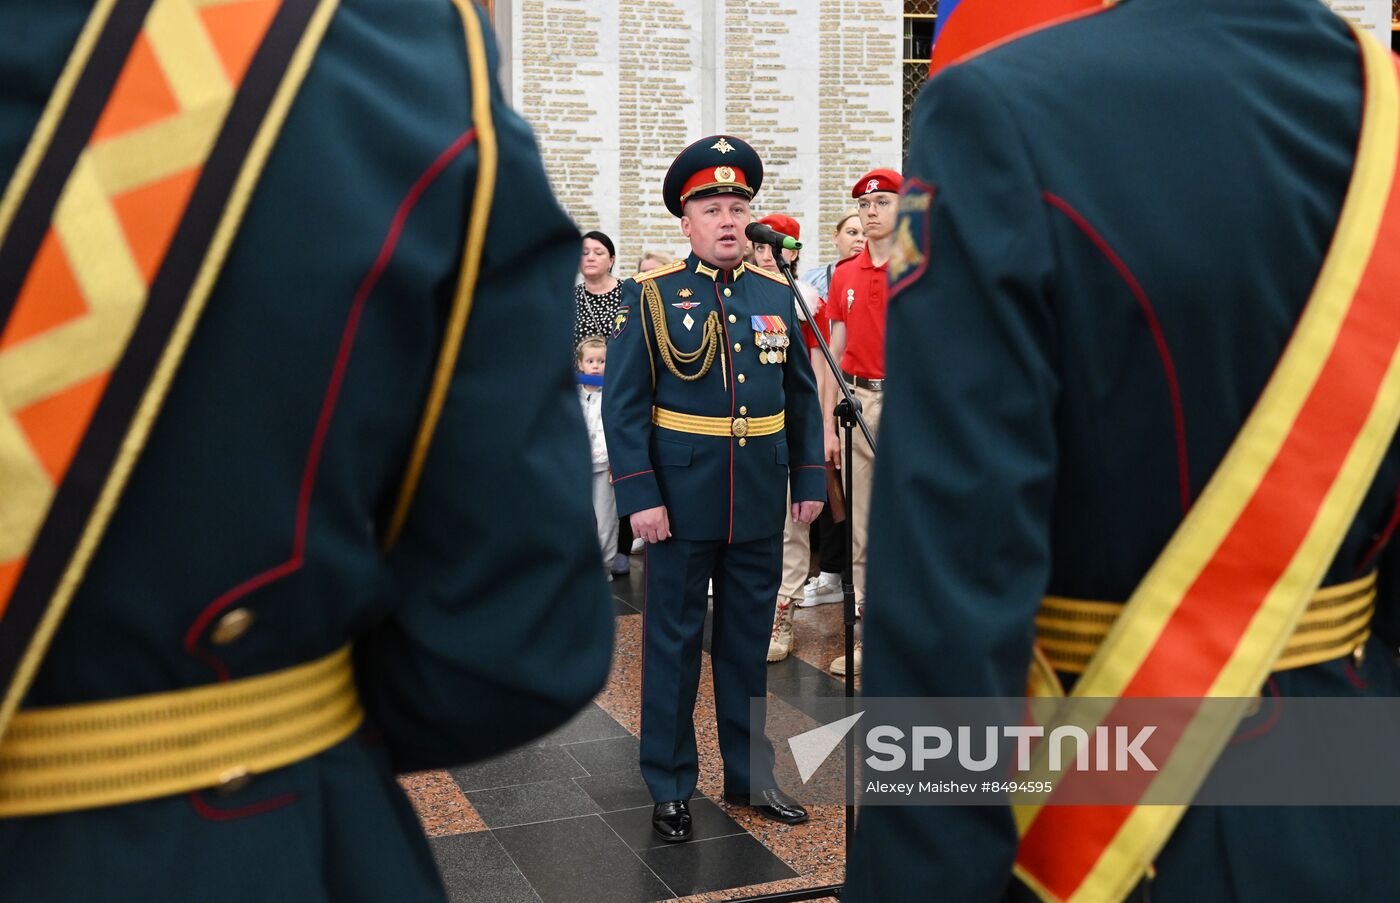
680,165,751,206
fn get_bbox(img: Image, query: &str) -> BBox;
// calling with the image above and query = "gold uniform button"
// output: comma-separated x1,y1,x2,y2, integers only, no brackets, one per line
724,288,732,297
216,765,252,795
739,406,748,415
738,438,747,447
734,343,742,352
728,314,737,324
737,374,746,383
211,607,255,645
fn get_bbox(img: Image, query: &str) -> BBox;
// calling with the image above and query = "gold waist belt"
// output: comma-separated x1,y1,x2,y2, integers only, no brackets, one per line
0,644,362,817
1037,572,1376,675
652,406,785,438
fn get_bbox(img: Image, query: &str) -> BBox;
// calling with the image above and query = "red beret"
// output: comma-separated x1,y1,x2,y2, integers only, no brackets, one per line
851,169,902,198
757,213,800,241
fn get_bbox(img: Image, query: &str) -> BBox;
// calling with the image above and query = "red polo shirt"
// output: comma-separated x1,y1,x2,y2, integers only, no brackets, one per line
826,246,888,378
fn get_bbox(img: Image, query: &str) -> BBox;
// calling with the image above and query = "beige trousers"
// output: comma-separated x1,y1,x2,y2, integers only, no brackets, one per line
848,383,883,605
778,486,811,602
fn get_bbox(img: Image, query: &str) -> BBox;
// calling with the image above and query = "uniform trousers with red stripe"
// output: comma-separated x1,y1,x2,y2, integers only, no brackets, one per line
640,534,782,803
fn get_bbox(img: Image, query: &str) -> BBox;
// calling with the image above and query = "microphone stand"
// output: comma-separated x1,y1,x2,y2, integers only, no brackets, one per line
741,243,874,903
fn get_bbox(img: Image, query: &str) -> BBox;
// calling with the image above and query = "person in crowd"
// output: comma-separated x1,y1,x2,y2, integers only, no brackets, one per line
799,212,865,300
751,215,834,662
577,337,616,572
603,136,825,842
849,2,1400,900
574,230,624,348
575,230,631,575
0,2,614,899
638,251,672,272
824,169,901,676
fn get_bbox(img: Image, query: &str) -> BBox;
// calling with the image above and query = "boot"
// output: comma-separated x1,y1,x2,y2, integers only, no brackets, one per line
830,641,861,676
767,598,796,662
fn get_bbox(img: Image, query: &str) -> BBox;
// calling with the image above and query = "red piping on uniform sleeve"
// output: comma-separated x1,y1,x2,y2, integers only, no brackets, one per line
187,790,299,821
1042,191,1192,515
612,469,654,484
1355,483,1400,576
184,128,479,680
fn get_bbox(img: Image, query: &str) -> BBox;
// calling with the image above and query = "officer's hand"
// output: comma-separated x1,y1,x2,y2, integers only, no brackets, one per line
824,425,841,467
792,501,824,525
631,506,671,544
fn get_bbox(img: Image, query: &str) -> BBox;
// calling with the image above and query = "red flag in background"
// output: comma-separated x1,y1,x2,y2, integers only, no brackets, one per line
929,0,1107,77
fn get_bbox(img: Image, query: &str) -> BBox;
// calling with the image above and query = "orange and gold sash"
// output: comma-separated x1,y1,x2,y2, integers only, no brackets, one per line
0,0,337,739
1013,26,1400,903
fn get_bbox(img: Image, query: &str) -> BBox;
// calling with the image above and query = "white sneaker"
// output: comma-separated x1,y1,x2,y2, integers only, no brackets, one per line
630,538,645,554
798,572,842,607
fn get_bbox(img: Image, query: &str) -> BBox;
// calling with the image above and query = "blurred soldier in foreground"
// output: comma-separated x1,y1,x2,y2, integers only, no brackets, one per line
0,1,612,898
850,0,1400,900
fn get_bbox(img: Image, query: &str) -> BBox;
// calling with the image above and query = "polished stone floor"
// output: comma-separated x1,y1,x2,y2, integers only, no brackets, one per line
402,549,857,902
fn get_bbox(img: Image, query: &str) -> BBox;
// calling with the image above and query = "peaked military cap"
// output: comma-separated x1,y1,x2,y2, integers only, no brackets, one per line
662,135,764,217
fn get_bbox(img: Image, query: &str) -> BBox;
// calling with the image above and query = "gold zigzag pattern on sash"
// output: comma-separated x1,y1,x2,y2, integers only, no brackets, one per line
0,0,283,607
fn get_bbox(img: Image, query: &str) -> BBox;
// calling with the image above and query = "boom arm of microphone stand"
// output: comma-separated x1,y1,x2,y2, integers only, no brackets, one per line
774,256,877,451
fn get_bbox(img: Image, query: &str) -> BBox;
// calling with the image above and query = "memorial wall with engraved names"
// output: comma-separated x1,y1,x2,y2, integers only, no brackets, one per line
508,0,904,267
1319,0,1392,43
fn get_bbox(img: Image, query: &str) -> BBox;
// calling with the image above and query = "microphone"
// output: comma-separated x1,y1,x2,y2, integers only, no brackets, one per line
745,222,802,251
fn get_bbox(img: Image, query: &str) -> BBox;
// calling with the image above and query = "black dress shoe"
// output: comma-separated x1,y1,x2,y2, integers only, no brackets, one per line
652,800,692,842
724,788,809,825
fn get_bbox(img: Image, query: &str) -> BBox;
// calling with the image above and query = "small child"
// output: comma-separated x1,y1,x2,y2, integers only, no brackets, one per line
577,337,618,571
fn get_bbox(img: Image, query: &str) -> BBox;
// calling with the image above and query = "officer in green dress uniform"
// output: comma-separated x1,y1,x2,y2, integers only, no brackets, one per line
848,0,1400,900
0,2,613,899
603,135,826,841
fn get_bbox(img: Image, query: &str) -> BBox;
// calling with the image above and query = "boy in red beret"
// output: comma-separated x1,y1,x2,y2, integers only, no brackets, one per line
825,168,901,676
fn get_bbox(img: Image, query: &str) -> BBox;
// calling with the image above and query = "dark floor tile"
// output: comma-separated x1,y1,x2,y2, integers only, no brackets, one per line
534,703,631,747
493,815,672,903
767,667,846,701
763,654,818,683
601,798,746,851
449,746,586,793
466,777,601,828
430,831,541,903
615,594,640,616
639,832,798,897
563,734,641,776
575,772,702,813
612,564,645,607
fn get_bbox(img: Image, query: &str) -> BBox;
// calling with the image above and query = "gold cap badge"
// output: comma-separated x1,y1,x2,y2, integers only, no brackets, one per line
714,166,735,183
712,138,735,154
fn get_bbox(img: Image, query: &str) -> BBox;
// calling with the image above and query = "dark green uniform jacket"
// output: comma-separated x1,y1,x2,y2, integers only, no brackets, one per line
604,255,826,542
0,2,613,899
848,1,1400,900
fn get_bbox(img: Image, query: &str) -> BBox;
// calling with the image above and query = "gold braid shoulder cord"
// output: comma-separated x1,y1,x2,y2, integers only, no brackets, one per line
642,279,723,383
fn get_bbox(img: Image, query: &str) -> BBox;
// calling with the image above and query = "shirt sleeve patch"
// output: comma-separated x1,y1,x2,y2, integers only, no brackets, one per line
610,305,630,339
889,179,936,299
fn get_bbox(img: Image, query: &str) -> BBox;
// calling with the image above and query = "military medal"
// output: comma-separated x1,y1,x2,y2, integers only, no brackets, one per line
751,315,788,365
